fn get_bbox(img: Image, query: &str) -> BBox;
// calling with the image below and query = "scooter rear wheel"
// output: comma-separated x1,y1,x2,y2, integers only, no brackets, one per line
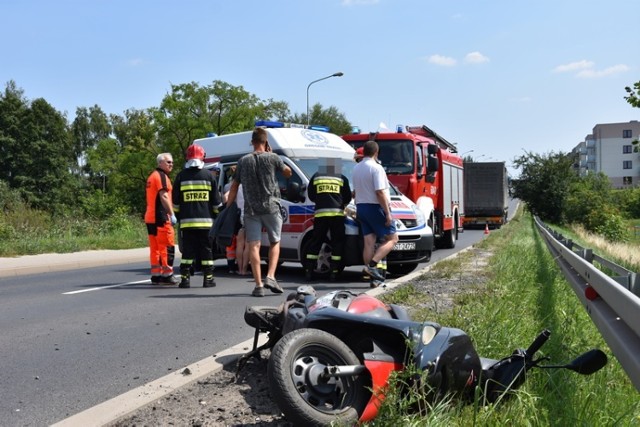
267,328,370,427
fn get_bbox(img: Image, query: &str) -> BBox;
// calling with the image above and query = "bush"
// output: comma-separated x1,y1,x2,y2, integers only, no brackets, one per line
583,208,628,242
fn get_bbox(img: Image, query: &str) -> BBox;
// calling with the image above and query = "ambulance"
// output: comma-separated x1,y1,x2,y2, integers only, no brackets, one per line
193,121,434,276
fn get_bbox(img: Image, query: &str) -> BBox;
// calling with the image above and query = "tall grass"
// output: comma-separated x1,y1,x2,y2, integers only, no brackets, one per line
567,224,640,272
0,209,148,257
374,212,640,425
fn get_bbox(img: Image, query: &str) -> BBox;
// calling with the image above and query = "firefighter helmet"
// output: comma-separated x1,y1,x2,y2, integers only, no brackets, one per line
186,144,206,160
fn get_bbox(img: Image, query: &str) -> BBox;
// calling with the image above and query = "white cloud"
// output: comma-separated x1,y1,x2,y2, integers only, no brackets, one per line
127,58,145,67
464,51,490,64
553,60,629,78
427,54,457,67
553,60,594,73
576,64,630,78
341,0,379,5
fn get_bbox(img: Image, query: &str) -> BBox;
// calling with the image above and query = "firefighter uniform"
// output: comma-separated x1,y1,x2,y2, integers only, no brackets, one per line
145,167,176,284
172,150,221,288
305,168,352,280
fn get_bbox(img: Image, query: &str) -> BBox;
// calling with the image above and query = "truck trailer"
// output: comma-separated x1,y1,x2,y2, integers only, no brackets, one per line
463,161,509,229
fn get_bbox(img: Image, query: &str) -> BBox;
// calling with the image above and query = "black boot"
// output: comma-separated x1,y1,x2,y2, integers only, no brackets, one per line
304,261,315,281
179,265,191,288
329,264,340,282
203,267,216,288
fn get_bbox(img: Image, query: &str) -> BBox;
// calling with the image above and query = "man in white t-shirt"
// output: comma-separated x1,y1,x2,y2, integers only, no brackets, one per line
352,140,399,286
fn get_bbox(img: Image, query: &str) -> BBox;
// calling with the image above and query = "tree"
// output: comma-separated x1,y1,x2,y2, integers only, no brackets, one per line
292,103,353,135
511,150,577,223
564,172,627,240
624,81,640,151
0,81,78,211
151,81,290,166
71,105,112,176
0,81,26,184
624,81,640,108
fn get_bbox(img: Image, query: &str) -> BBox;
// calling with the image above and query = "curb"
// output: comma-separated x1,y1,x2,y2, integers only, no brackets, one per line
0,248,149,278
51,335,267,427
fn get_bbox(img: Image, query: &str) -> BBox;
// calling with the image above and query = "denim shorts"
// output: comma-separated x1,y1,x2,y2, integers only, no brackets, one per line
244,212,283,243
356,203,397,239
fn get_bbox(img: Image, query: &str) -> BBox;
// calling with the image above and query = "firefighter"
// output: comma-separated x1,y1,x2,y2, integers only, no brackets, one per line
172,144,222,288
304,158,352,281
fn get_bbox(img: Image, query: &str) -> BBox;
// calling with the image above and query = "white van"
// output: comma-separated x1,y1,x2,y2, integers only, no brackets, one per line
194,121,434,275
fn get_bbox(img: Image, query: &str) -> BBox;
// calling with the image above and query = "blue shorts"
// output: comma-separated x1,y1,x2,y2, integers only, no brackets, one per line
356,203,396,240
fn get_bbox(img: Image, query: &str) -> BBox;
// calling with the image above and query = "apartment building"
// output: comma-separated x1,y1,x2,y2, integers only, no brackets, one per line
573,120,640,188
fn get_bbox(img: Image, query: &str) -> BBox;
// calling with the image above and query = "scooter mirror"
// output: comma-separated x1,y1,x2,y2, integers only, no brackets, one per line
565,349,608,375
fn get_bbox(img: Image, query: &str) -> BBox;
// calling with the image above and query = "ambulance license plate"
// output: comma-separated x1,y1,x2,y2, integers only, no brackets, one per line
393,242,416,251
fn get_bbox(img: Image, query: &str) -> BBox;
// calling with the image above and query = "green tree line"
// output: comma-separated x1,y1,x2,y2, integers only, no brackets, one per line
0,79,352,219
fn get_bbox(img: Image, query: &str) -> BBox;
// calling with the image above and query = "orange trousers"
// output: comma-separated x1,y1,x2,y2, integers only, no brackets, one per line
147,223,175,277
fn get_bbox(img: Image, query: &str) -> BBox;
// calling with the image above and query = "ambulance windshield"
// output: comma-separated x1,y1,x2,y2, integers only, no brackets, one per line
295,158,357,183
294,158,400,196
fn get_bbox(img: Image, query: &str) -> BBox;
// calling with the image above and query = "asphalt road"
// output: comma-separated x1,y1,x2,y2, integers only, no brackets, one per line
0,211,511,426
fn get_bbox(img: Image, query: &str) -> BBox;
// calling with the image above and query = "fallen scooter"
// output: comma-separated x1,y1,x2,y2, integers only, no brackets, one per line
239,286,607,426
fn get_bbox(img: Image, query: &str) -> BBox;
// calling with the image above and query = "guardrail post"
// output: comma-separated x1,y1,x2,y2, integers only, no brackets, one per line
566,239,573,250
583,248,593,263
631,272,640,297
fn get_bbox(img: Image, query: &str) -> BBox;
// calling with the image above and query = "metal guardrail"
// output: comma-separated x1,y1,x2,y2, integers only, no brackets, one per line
534,216,640,392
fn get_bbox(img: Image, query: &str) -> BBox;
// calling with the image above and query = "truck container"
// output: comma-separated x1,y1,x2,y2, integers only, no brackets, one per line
463,161,509,228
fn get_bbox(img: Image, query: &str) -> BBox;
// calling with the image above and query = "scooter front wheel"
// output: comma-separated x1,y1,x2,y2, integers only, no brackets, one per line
267,328,370,427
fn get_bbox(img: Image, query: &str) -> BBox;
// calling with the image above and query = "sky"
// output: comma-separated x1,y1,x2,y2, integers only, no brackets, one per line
2,0,639,177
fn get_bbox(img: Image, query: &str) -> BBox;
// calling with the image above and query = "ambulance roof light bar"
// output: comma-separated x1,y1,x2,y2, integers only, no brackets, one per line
254,120,330,133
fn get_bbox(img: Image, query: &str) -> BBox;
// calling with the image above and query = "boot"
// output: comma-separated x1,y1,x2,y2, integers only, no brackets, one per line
329,263,340,282
203,267,216,288
179,265,191,288
304,261,315,281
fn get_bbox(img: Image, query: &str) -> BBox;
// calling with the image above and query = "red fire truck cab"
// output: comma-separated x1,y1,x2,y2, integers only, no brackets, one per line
343,125,464,248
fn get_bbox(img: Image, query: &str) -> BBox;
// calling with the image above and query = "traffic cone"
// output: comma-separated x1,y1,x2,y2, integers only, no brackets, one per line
484,224,490,235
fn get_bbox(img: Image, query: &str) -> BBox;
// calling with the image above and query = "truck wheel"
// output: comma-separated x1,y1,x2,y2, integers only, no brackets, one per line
267,328,370,427
441,227,456,249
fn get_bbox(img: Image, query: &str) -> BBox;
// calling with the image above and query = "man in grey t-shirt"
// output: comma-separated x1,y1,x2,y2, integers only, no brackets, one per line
226,127,292,297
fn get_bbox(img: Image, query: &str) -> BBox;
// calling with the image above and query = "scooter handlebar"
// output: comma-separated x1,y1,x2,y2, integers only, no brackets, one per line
526,329,551,356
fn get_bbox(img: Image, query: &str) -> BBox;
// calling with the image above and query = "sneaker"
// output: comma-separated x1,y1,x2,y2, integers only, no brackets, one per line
363,265,385,282
158,275,179,286
264,276,284,294
370,280,384,288
251,286,265,297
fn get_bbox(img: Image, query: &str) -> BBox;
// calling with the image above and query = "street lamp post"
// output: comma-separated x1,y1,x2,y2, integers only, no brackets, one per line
306,72,344,126
461,150,474,156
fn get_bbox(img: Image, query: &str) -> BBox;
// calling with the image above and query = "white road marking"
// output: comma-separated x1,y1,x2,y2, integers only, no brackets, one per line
63,279,150,295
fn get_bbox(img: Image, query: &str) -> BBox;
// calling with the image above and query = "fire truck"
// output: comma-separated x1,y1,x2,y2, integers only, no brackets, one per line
343,125,464,248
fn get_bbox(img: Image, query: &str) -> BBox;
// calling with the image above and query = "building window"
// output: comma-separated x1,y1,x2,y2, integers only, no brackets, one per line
623,160,632,169
623,176,633,185
623,129,632,138
623,145,633,154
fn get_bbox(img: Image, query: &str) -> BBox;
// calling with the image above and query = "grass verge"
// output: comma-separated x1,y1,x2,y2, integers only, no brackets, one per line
374,211,640,426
